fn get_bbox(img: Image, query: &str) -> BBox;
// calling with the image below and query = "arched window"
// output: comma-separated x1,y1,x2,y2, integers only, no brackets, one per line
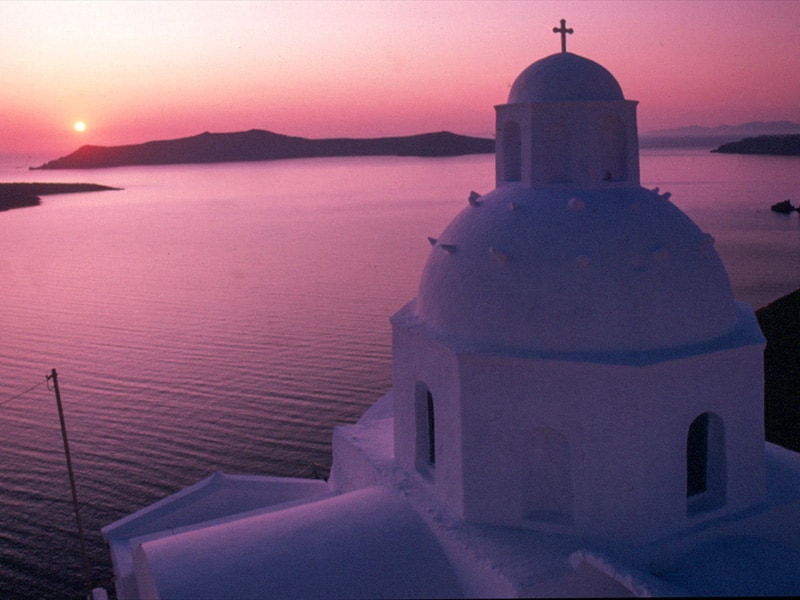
687,414,709,496
523,427,573,524
687,412,726,515
502,121,521,182
414,383,435,475
599,115,627,182
426,390,435,464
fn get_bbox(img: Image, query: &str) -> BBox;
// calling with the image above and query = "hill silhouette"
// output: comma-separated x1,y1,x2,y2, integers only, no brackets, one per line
32,130,495,170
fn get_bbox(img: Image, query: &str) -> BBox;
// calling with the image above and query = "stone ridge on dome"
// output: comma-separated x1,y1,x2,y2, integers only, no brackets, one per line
416,186,738,354
508,52,625,103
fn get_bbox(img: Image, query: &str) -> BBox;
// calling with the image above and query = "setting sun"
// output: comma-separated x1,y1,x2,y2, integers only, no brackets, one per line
74,120,86,132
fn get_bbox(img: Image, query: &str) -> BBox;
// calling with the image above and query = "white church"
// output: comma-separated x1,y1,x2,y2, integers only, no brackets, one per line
103,22,800,598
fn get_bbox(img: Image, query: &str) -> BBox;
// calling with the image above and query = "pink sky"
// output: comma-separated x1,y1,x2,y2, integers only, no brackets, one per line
2,0,799,156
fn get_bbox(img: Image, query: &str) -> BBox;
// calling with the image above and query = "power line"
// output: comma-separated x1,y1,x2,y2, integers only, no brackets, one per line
0,377,48,408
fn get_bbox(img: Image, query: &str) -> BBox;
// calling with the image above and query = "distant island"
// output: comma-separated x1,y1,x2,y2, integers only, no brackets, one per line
0,182,120,212
712,134,800,156
32,130,495,170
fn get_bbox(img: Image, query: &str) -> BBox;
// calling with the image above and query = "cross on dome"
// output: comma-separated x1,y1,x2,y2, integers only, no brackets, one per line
553,18,573,53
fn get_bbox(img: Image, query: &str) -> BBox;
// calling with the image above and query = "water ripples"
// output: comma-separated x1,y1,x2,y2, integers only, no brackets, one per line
2,152,798,598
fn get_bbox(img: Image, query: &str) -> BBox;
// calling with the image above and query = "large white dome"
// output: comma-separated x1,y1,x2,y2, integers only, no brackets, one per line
508,52,624,103
416,186,738,354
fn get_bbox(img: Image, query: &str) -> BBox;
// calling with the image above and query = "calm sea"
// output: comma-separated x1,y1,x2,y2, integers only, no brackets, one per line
0,149,798,598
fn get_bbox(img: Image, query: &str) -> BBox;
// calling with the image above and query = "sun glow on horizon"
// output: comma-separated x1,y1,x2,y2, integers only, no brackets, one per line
1,1,798,155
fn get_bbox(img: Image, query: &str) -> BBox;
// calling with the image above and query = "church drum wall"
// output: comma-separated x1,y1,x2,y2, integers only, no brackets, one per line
455,341,765,545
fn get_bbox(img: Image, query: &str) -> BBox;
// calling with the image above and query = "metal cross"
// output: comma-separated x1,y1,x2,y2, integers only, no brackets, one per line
553,19,573,53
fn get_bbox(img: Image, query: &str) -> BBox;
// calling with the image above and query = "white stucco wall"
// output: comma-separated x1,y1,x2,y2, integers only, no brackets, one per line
496,101,639,190
391,303,466,517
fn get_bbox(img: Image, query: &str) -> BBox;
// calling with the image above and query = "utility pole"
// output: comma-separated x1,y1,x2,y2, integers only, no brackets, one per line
48,368,92,595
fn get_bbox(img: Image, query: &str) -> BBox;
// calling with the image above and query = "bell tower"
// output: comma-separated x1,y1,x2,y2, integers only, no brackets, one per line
495,20,640,189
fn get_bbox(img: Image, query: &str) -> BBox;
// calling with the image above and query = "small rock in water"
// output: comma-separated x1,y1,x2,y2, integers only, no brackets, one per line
771,199,797,214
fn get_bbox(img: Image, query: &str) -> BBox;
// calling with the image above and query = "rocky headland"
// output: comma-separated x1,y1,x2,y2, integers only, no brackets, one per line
0,182,120,211
757,288,800,451
32,130,495,170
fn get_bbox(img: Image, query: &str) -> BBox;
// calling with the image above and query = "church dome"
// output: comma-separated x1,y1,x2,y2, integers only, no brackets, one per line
416,186,738,354
508,52,624,103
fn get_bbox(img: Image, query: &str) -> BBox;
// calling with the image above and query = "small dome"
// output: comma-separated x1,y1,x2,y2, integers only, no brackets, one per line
416,187,738,354
508,52,624,103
